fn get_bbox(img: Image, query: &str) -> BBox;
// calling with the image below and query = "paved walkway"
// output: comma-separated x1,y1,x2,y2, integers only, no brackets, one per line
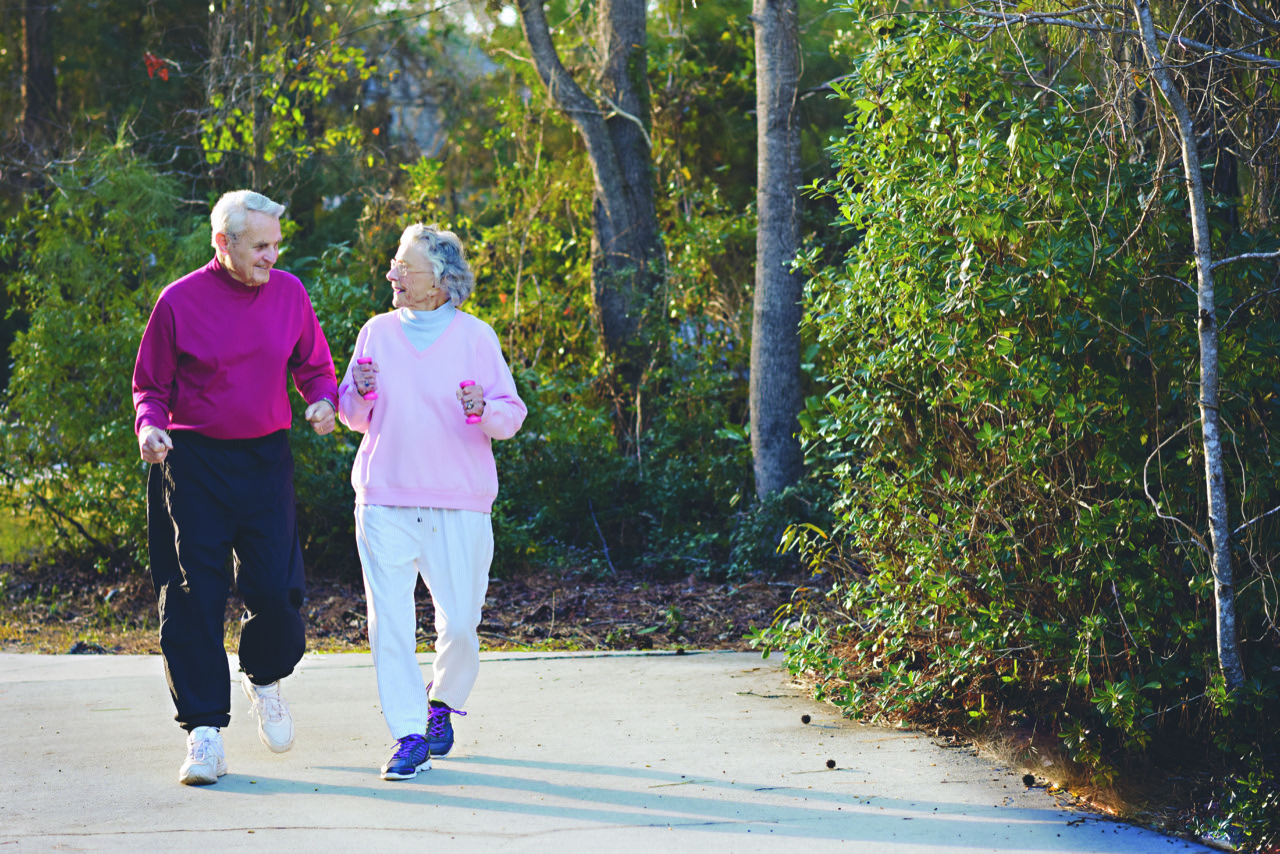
0,651,1211,852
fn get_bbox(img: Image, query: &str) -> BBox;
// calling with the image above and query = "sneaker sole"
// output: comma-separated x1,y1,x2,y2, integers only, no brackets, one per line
242,677,295,753
179,759,227,786
258,731,295,753
380,758,432,781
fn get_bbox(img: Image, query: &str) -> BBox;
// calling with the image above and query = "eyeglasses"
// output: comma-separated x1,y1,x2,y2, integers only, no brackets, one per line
389,258,428,277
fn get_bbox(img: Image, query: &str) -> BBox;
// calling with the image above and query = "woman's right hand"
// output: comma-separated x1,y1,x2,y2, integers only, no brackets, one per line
353,359,379,398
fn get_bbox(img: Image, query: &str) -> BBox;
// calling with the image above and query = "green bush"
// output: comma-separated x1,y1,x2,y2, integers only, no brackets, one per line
285,244,384,577
492,337,804,580
0,140,206,564
1192,767,1279,852
754,14,1280,836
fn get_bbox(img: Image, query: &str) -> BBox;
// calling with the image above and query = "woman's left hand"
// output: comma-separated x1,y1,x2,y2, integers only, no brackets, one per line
456,382,486,419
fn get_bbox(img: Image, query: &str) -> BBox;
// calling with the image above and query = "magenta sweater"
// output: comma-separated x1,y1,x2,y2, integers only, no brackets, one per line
132,258,338,440
337,310,526,512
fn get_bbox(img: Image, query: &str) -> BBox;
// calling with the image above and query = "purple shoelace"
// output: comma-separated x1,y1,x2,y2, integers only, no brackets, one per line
427,703,467,736
424,681,467,737
392,734,429,760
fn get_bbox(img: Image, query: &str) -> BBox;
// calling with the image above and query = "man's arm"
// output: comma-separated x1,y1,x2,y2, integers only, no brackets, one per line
133,299,177,459
288,288,339,435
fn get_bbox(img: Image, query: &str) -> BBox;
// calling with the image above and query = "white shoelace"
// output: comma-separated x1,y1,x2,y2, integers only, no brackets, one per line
189,729,221,759
250,685,290,723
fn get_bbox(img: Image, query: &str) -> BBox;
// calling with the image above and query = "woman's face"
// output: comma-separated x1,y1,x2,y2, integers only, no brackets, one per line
387,242,449,311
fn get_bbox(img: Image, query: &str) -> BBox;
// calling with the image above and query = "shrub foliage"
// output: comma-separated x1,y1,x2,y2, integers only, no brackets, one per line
757,19,1279,846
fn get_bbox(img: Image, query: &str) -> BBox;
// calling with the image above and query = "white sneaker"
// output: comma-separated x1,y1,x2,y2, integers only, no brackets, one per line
242,673,295,753
179,726,227,785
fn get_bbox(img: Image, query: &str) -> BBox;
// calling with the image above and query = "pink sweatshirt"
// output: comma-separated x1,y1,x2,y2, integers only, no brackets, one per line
337,310,526,512
132,258,338,440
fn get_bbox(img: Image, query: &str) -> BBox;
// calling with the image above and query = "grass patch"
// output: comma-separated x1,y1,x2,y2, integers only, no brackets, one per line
0,508,47,564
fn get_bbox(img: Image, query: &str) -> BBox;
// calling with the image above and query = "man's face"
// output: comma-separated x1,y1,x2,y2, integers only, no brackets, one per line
216,211,281,286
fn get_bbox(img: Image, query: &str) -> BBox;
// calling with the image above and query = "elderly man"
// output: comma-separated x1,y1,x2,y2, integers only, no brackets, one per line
132,190,338,786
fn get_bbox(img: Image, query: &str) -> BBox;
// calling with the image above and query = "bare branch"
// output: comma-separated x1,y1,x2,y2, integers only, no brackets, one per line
1210,250,1280,271
1233,0,1280,35
1142,421,1210,553
599,92,653,150
960,2,1127,17
807,71,857,94
28,491,114,556
964,9,1131,38
1224,286,1280,330
1043,40,1084,93
962,9,1280,67
587,499,617,576
310,2,467,54
1233,504,1280,538
491,46,535,66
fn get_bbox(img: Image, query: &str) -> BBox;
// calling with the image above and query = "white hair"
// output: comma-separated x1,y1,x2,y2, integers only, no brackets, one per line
210,190,286,248
401,223,475,307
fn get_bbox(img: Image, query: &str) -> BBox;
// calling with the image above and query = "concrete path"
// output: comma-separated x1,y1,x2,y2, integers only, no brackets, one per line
0,651,1211,852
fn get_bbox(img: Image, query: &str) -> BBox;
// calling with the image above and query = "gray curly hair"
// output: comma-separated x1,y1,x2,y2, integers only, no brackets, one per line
210,190,286,249
401,223,475,307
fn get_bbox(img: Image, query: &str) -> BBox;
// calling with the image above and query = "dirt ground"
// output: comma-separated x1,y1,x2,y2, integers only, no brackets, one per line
0,556,814,656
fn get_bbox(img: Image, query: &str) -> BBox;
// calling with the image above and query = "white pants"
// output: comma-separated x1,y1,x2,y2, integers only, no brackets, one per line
354,504,493,739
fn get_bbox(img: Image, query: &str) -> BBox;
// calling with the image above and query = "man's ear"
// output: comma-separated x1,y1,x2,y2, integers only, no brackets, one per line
214,231,229,252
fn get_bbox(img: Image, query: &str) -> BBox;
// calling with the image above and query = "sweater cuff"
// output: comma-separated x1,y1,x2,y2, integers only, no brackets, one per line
135,413,169,435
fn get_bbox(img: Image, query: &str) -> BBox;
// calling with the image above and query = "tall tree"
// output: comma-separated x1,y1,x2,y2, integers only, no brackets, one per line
20,0,57,147
513,0,664,379
749,0,804,498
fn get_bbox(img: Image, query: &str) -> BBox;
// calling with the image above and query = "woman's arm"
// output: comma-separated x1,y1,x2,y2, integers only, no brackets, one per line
474,326,527,441
337,325,376,433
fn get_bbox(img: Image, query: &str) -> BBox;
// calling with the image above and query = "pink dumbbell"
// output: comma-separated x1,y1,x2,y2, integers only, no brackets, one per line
356,358,378,400
459,380,482,423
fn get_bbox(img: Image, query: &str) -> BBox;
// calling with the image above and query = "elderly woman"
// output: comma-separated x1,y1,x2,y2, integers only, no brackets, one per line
338,224,526,781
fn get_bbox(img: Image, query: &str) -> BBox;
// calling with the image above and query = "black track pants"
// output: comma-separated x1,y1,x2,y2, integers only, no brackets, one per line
147,429,306,730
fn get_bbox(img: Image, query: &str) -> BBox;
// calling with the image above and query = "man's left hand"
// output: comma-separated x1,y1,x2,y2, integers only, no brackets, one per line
305,399,336,435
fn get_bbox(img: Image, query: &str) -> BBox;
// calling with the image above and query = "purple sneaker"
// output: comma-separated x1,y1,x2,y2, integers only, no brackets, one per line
381,734,431,781
426,698,466,757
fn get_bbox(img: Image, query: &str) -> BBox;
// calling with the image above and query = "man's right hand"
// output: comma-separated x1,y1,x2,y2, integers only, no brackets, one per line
139,425,173,464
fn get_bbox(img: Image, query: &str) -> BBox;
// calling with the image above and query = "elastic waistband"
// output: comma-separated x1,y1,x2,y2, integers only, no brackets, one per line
171,429,288,451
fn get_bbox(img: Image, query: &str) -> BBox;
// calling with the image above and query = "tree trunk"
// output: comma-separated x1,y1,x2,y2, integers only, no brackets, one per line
251,0,266,192
514,0,663,378
750,0,804,498
1134,0,1245,691
20,0,57,147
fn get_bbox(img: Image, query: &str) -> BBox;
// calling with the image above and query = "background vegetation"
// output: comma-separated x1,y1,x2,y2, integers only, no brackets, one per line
755,6,1280,848
1,0,1276,847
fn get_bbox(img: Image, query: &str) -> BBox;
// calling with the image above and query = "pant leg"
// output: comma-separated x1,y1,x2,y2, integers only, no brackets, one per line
230,432,307,685
420,508,493,710
148,440,236,731
356,504,430,739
